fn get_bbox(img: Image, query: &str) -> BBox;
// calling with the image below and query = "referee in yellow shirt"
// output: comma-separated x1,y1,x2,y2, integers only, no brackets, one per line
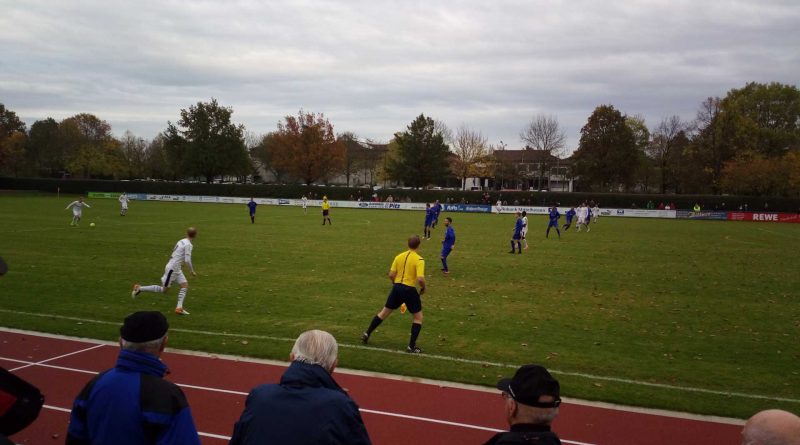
321,196,332,225
361,235,426,353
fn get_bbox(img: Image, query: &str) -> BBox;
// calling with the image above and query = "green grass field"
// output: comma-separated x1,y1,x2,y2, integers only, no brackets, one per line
1,194,798,419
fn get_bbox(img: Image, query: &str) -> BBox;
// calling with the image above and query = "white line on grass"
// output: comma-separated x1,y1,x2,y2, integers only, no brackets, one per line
1,308,798,405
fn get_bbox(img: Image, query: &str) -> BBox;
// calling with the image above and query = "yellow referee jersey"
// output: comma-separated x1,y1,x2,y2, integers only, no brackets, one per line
322,201,330,211
391,250,424,287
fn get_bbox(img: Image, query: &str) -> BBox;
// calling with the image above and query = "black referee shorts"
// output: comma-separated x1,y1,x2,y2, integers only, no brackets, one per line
385,283,422,314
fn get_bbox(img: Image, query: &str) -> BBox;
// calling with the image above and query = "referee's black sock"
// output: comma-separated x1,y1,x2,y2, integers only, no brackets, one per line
409,322,422,348
366,315,383,335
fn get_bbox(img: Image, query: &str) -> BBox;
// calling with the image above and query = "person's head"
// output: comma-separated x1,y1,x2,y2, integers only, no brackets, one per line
444,217,452,227
742,409,800,445
119,311,169,357
78,197,84,202
408,235,421,250
250,197,254,201
186,227,197,239
496,364,561,428
515,211,521,217
323,196,328,201
426,203,430,208
522,211,527,217
122,191,126,195
435,200,440,204
290,330,338,374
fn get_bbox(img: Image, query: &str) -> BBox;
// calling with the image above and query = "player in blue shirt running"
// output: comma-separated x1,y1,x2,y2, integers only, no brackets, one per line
440,217,456,274
247,198,257,224
431,200,442,228
546,205,561,239
509,211,523,254
562,207,576,231
423,203,434,240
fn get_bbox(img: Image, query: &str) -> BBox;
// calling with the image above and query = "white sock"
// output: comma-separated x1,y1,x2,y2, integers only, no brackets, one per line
177,288,187,308
140,285,163,293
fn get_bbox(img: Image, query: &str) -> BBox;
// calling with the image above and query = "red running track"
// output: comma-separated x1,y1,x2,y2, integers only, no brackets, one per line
1,329,742,445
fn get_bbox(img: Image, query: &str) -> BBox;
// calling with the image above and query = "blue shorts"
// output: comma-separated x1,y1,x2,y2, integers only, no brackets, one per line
548,221,559,227
424,218,433,227
512,233,522,240
385,284,422,313
441,246,453,258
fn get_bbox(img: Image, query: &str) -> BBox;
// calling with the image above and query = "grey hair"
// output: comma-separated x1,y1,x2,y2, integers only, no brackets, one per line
517,405,559,426
121,336,165,354
291,330,338,372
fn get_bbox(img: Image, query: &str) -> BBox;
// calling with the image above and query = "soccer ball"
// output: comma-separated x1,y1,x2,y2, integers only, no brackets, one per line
89,223,96,227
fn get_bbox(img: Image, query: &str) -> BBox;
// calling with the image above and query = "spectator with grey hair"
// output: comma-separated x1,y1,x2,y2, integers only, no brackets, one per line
741,409,800,445
229,330,371,445
66,311,200,445
483,364,563,445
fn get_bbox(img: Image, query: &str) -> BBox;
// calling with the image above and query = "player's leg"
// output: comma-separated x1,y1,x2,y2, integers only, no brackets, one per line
509,238,516,253
556,226,561,238
406,290,423,353
522,232,528,249
174,272,189,315
134,268,172,297
363,287,400,343
440,249,450,273
250,212,255,224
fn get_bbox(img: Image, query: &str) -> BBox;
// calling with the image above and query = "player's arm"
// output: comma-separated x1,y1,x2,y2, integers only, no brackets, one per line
388,257,398,284
65,201,75,210
417,276,426,295
416,260,426,295
83,202,91,208
184,245,197,276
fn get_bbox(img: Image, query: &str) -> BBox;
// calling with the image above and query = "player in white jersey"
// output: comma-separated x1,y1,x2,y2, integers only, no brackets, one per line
301,195,308,214
575,203,588,232
118,192,130,216
521,211,529,250
592,203,600,223
131,227,198,315
495,199,502,214
65,197,91,226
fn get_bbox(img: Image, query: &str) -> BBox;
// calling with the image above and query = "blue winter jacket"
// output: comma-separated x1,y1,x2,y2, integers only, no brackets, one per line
229,361,372,445
66,349,200,445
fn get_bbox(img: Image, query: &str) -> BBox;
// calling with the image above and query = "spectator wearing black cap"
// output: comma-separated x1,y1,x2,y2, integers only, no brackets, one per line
483,364,563,445
66,311,200,445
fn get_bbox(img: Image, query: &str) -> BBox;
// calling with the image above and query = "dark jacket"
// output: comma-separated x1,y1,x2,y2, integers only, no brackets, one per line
483,424,562,445
66,349,200,445
229,361,371,445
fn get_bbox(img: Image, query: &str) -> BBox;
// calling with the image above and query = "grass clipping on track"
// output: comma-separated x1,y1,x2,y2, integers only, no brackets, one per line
0,194,798,418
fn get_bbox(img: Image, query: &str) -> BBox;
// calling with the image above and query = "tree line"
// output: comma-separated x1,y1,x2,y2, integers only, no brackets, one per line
1,80,798,196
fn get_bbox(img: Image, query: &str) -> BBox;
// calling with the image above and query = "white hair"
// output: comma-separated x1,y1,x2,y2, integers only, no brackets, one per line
291,330,338,372
121,336,165,354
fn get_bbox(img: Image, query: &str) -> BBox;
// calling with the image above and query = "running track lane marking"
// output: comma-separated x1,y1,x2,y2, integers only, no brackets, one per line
4,353,598,445
2,309,798,405
8,344,105,372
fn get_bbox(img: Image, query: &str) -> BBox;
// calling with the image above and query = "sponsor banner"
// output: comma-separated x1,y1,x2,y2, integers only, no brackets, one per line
728,212,800,223
444,204,491,213
676,210,728,220
614,209,677,219
87,192,121,199
356,201,403,210
493,206,549,215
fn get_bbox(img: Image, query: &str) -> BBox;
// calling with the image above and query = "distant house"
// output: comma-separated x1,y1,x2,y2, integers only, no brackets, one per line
467,149,574,192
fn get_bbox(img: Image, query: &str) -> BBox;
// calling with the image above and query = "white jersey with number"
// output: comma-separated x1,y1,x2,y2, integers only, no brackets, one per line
521,216,528,235
119,194,130,209
592,206,599,218
578,207,588,223
301,197,308,208
66,201,90,216
166,238,194,273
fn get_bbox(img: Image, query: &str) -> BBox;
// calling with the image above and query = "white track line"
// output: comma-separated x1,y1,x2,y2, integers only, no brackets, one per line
8,344,105,372
2,309,798,405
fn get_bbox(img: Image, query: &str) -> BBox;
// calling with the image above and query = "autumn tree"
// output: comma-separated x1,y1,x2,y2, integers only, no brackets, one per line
573,105,638,191
338,132,363,186
250,132,289,183
58,113,126,178
164,99,250,182
451,125,491,190
0,104,27,176
385,114,450,188
119,130,148,179
272,110,345,185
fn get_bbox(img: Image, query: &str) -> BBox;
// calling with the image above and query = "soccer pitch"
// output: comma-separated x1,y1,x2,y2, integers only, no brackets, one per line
1,194,798,418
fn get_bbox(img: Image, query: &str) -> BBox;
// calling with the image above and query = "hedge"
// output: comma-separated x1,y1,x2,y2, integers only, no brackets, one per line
2,177,799,212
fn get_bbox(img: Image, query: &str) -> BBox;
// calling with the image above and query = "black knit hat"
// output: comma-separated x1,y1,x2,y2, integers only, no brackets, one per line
120,311,168,343
497,364,561,408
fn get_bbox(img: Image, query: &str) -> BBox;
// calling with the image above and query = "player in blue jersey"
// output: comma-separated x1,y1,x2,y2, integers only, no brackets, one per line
509,211,523,254
431,200,442,228
440,217,456,274
562,207,576,231
546,205,561,239
423,203,434,240
247,198,257,224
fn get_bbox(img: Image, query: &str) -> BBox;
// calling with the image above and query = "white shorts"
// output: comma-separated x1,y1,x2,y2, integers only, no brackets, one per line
121,204,128,210
578,217,586,224
161,266,187,288
521,229,528,238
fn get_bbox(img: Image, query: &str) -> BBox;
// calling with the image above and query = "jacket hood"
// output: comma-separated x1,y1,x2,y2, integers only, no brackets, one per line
280,361,346,394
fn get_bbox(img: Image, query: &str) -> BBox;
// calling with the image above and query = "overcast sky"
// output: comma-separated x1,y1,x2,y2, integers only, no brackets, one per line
1,0,798,153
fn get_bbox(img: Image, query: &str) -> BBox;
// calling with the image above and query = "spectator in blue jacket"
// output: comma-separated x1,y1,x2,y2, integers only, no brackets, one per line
229,330,372,445
66,311,200,445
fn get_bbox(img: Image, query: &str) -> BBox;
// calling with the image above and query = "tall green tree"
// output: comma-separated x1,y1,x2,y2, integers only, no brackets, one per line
0,103,26,137
164,99,250,183
272,110,345,185
386,114,450,188
59,113,125,178
573,105,638,191
26,118,60,176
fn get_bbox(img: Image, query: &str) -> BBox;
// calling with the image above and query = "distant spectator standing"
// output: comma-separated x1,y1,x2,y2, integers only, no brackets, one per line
229,330,371,445
66,311,200,445
693,203,701,212
741,409,800,445
483,364,563,445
